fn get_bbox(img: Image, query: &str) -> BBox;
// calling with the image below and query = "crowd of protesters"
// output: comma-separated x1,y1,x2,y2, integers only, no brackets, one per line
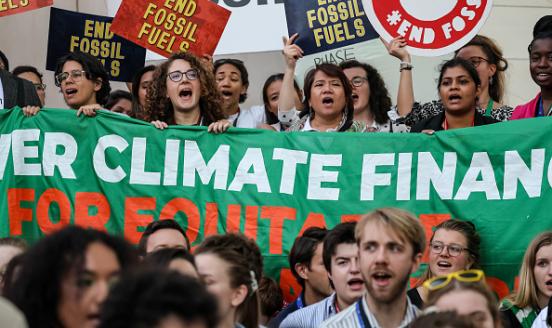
0,12,551,328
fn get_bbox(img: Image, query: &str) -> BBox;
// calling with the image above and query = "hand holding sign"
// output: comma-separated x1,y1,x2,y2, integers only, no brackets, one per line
282,33,304,70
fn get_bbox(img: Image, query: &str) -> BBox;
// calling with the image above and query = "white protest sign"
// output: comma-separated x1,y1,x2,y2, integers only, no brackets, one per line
361,0,493,56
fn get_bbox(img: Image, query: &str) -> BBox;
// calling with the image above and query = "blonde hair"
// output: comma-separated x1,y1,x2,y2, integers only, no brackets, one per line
505,231,552,310
355,208,426,257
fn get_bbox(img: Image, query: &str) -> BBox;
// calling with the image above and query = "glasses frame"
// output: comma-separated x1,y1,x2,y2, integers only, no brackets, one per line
423,269,485,291
429,241,470,257
33,83,47,91
167,68,200,83
467,56,489,68
350,76,368,88
55,70,88,87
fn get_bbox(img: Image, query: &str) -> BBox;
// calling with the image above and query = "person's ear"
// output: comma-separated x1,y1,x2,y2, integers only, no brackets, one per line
94,78,102,92
230,284,249,307
411,252,423,274
295,263,309,281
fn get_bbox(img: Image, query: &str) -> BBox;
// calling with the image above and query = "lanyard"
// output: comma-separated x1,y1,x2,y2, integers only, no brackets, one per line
484,99,493,117
356,300,372,328
296,295,304,309
232,108,241,127
536,97,552,117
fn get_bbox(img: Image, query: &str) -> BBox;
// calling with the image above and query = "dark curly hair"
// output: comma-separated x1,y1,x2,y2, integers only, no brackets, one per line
54,51,112,107
339,60,392,125
455,35,508,103
144,52,225,126
4,226,138,328
195,233,263,328
99,269,218,328
301,63,355,132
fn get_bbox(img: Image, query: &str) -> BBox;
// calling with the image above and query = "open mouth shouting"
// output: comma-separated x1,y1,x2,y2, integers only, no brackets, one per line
179,88,193,100
64,87,78,98
545,279,552,291
372,271,392,288
447,93,462,105
322,96,335,106
347,277,365,292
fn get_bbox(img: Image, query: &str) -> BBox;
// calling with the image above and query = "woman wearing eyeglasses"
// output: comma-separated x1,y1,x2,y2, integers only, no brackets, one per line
424,270,502,328
500,232,552,328
278,34,407,132
386,34,512,126
408,219,481,308
144,52,229,133
54,51,111,116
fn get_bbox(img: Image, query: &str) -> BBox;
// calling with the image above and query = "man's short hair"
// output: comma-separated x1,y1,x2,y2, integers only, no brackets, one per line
137,220,190,256
322,222,356,273
355,208,426,257
289,227,328,287
12,66,43,82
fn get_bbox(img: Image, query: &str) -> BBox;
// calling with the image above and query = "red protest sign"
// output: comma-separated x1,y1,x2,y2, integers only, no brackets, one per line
0,0,52,17
111,0,231,57
362,0,493,56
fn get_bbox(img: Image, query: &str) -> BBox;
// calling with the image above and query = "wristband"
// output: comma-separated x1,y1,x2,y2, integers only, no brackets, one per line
400,62,413,71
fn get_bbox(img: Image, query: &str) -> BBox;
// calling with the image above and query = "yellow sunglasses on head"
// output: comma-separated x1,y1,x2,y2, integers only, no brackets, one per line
423,269,485,291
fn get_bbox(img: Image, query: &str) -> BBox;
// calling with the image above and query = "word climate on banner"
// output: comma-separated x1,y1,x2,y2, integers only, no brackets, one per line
45,8,146,82
2,108,552,303
362,0,493,56
0,0,51,18
111,0,231,57
284,0,378,56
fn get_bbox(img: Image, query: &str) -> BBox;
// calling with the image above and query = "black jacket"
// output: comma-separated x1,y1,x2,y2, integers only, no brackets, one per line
0,69,41,109
411,111,499,132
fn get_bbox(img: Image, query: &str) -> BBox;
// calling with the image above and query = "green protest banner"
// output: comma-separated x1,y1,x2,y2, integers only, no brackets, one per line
1,108,551,301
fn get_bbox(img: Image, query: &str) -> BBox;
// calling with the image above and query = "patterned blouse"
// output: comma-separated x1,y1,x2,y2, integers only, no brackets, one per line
403,100,513,127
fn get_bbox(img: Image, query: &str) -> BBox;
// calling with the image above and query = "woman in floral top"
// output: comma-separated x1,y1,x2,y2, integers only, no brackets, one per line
387,35,513,126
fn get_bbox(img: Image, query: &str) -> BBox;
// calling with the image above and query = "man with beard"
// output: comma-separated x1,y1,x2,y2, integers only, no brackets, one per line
320,208,425,328
281,222,365,328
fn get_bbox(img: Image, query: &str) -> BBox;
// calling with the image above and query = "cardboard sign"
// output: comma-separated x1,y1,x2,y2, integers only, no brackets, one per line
110,0,231,57
46,8,146,82
0,0,51,18
362,0,493,56
284,0,378,56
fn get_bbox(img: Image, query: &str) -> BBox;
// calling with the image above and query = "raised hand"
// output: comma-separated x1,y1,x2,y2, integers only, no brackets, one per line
381,36,411,62
282,33,304,69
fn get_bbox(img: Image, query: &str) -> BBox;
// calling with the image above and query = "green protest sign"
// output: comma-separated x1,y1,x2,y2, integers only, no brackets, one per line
1,108,551,301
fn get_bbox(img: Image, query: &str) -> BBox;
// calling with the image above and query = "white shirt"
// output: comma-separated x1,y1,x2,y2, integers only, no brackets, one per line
532,306,549,328
0,77,4,109
228,105,266,129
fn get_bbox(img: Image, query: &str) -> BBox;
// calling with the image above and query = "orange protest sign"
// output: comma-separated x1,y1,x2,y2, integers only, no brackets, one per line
111,0,231,57
0,0,52,17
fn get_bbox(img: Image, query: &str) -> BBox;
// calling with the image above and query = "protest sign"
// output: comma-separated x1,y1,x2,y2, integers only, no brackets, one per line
105,0,287,56
284,0,378,56
110,0,231,57
0,0,51,18
362,0,493,56
45,8,146,82
1,108,551,302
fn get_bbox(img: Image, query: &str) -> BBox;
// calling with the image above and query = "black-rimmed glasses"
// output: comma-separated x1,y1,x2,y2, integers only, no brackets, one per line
167,69,199,82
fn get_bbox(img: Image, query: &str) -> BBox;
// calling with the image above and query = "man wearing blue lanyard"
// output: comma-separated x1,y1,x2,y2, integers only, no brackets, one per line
320,208,425,328
268,227,331,328
281,222,365,328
